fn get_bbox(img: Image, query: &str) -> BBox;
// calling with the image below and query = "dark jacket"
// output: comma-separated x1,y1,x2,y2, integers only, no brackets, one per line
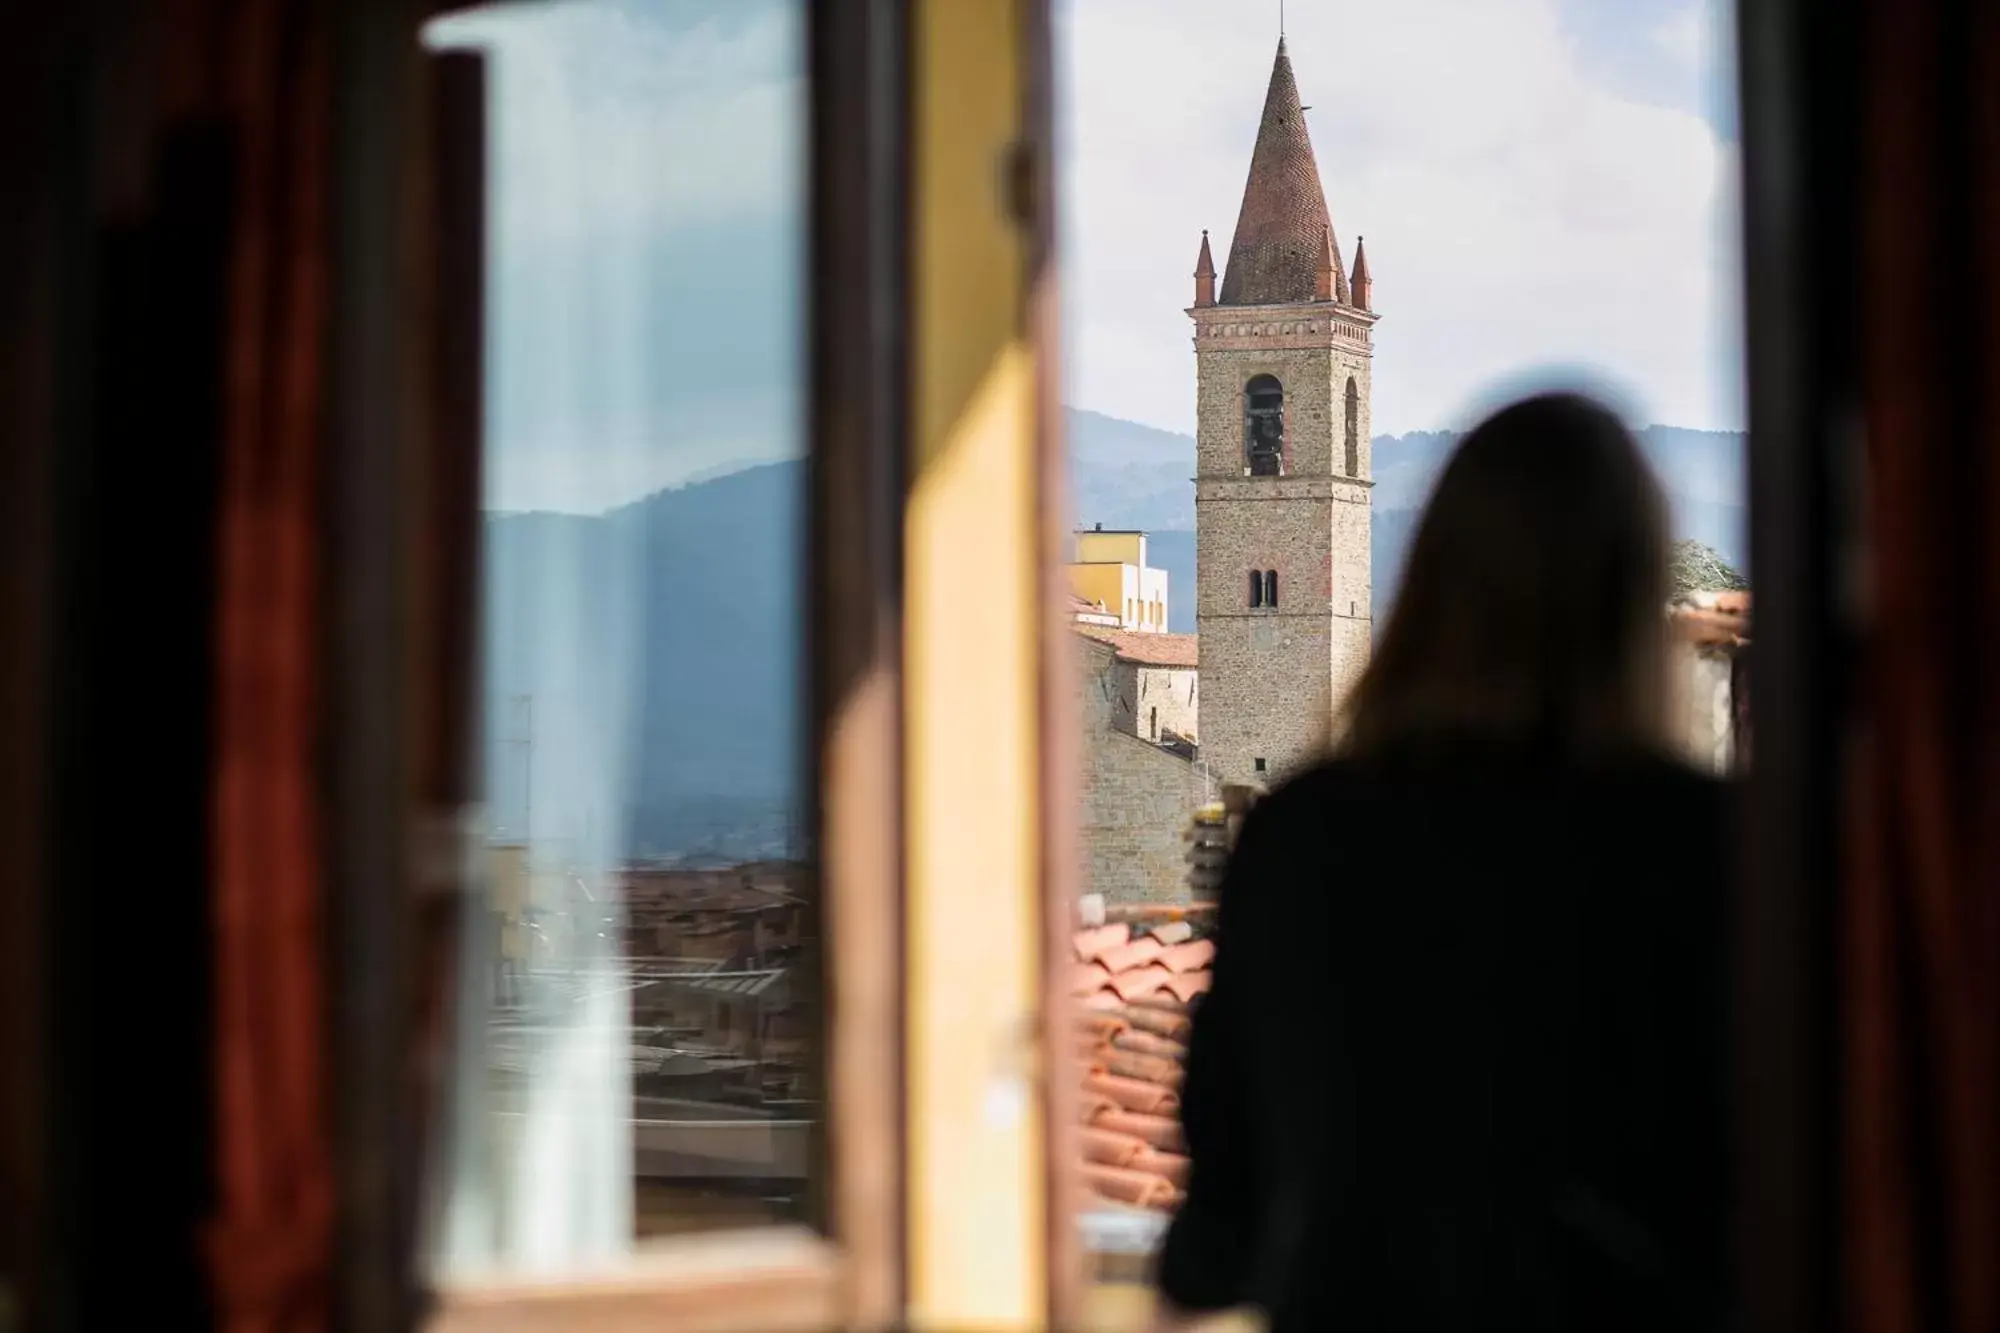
1155,746,1732,1331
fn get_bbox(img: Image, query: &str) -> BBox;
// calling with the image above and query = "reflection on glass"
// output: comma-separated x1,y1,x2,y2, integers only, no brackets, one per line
424,0,809,1275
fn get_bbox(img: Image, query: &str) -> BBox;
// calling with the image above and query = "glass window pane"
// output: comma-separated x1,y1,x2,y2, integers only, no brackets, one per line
423,0,810,1275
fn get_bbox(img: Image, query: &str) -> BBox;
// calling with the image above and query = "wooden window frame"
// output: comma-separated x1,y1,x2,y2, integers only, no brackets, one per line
0,0,1878,1327
320,1,915,1328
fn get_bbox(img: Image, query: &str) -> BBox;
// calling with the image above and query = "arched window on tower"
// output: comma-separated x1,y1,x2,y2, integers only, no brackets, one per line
1249,569,1265,607
1263,569,1278,607
1344,376,1360,477
1245,374,1284,476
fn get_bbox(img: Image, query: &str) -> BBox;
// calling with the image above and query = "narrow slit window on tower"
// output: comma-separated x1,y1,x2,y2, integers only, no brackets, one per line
1249,569,1265,607
1263,569,1278,607
1245,373,1284,476
1344,375,1360,477
1150,706,1159,740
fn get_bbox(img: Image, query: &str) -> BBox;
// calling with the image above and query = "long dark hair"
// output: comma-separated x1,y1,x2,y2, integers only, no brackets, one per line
1340,392,1672,760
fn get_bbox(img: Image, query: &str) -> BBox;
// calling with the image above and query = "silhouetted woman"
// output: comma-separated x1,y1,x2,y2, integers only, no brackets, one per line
1152,393,1731,1331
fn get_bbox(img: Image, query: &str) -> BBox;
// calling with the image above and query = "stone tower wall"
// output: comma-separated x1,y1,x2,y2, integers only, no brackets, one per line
1192,318,1375,786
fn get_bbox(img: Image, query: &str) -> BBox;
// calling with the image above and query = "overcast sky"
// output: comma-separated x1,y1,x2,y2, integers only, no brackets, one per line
1056,0,1745,438
434,0,1742,513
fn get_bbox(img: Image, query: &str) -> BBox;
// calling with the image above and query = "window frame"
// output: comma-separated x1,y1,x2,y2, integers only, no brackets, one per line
322,1,918,1327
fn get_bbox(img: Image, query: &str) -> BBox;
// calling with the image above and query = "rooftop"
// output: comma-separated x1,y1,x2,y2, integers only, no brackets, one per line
1670,590,1752,653
1074,626,1199,669
1218,38,1344,308
1071,910,1216,1215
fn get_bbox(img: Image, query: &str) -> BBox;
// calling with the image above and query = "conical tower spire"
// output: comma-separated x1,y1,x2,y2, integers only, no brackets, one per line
1219,37,1341,306
1349,235,1373,311
1193,229,1217,307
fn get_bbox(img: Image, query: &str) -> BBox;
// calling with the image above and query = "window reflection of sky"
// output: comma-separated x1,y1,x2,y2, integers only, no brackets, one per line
426,0,805,515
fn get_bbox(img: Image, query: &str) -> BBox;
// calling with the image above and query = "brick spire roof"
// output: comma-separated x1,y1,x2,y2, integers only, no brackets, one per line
1193,229,1216,278
1219,38,1342,307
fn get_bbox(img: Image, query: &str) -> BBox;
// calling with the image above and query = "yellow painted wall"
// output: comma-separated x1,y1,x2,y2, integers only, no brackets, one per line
1068,563,1126,617
1075,530,1145,566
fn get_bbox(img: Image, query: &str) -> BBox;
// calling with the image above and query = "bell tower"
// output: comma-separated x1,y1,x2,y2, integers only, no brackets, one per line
1190,37,1379,786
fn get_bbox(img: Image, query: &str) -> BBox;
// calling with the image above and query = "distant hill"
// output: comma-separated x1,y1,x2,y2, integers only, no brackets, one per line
1067,408,1748,620
485,409,1746,855
485,463,802,863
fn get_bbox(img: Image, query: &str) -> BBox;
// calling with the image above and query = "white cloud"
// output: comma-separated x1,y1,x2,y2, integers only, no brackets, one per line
428,2,804,246
1648,3,1708,74
424,2,808,514
1056,0,1744,436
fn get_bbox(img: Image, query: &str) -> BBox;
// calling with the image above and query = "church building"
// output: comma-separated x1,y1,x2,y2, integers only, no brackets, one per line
1075,36,1378,901
1189,34,1377,788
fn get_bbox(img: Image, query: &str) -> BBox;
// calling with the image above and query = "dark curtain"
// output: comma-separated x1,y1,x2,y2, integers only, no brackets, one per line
174,2,338,1330
1849,1,2000,1329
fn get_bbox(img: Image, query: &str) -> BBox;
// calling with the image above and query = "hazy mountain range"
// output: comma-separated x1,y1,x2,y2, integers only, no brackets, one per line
1067,408,1747,632
487,407,1746,855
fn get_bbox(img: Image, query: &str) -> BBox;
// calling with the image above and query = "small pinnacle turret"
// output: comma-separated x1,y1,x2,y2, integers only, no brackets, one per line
1193,230,1217,308
1314,225,1344,302
1350,235,1373,311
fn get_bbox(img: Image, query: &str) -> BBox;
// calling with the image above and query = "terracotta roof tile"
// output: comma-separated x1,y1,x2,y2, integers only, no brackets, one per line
1092,1108,1186,1154
1074,922,1131,962
1082,1163,1184,1210
1071,961,1114,996
1106,1049,1184,1088
1097,934,1166,974
1081,1092,1120,1121
1072,913,1213,1214
1073,625,1199,668
1121,1006,1192,1041
1669,592,1752,652
1085,1071,1180,1117
1219,38,1343,307
1113,1029,1187,1061
1130,1147,1191,1190
1107,964,1176,1003
1083,1125,1149,1168
1157,938,1216,973
1080,1013,1129,1042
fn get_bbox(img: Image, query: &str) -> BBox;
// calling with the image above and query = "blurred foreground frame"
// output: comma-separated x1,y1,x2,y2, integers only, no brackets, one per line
3,0,1999,1331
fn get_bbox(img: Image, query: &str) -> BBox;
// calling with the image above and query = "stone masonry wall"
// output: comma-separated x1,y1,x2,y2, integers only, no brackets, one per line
1135,665,1198,743
1075,636,1207,903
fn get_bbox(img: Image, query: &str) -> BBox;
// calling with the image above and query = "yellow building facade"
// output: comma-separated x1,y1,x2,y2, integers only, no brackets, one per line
1068,526,1171,632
